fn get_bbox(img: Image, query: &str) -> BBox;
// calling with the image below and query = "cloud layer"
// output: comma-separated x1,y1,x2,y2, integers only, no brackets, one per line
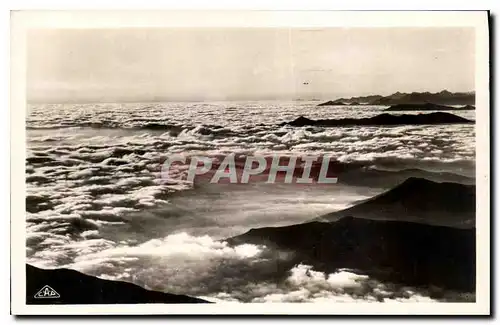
26,102,475,303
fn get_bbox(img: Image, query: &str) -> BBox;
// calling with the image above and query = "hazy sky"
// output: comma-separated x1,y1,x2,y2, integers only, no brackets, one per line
27,28,475,103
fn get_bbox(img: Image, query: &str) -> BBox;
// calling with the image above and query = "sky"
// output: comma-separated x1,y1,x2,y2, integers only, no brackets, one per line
27,28,475,103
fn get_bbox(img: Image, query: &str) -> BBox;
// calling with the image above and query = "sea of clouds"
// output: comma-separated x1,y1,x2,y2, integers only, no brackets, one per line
25,102,476,303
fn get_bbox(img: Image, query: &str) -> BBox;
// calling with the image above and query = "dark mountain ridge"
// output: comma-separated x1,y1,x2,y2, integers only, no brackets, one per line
229,217,475,292
282,112,473,127
316,177,475,228
228,177,476,294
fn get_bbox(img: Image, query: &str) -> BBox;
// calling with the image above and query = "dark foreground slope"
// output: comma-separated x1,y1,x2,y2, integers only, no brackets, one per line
282,112,473,127
317,177,475,228
229,217,475,292
26,264,209,304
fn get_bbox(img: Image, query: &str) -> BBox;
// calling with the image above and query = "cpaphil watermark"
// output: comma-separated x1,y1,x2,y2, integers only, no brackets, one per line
160,154,339,184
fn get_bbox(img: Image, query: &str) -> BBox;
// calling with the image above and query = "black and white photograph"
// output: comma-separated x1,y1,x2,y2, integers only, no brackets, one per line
10,10,490,315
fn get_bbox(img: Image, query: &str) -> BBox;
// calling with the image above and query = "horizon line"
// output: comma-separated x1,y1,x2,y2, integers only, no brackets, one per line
26,89,476,105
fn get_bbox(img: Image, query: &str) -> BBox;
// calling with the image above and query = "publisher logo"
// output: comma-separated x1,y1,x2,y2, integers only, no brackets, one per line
34,285,60,299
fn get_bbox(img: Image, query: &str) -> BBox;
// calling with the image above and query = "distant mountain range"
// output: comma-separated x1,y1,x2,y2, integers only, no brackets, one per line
384,103,475,111
318,90,475,106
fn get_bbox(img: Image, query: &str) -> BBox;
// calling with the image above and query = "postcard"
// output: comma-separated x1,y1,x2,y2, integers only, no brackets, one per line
10,10,490,315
